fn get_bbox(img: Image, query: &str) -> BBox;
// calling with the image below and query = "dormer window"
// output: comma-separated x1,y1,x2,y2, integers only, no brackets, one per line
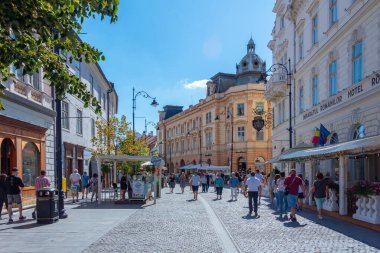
243,61,247,67
254,61,259,66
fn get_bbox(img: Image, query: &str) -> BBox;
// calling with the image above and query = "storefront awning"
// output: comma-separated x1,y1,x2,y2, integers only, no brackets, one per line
267,142,313,164
276,135,380,162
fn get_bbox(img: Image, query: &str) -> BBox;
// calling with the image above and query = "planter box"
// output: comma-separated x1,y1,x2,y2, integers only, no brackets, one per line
353,195,380,224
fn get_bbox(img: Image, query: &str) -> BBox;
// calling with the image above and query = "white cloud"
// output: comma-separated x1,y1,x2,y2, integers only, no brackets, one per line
181,79,209,89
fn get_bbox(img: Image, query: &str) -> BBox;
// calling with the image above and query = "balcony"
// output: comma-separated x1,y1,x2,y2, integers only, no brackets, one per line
264,72,287,102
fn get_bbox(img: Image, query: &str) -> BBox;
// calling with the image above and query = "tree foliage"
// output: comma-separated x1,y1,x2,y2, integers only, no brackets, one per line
0,0,119,111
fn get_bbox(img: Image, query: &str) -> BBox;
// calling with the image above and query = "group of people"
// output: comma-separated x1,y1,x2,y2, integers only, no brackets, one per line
272,169,331,221
0,168,51,223
69,169,99,203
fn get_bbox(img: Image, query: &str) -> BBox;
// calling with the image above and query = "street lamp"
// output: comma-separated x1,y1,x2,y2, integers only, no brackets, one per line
262,58,293,148
132,88,158,143
215,109,233,175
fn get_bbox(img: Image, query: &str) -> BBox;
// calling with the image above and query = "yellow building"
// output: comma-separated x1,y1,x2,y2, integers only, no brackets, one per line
157,39,272,174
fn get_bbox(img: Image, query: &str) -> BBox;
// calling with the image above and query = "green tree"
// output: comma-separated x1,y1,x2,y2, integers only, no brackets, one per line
0,0,119,111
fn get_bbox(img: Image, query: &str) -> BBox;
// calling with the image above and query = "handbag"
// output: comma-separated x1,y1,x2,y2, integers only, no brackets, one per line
284,176,297,196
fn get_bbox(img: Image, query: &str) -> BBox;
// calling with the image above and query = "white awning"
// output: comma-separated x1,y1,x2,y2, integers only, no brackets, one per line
267,142,313,164
180,163,230,171
276,135,380,162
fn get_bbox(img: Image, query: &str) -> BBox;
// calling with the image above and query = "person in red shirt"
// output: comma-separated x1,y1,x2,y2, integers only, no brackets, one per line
284,169,304,222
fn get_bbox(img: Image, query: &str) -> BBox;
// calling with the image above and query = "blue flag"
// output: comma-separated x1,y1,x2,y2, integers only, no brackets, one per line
318,124,331,146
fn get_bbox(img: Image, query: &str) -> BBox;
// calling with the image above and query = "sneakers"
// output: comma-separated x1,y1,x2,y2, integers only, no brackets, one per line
8,218,13,224
318,215,323,220
32,212,36,220
19,216,26,220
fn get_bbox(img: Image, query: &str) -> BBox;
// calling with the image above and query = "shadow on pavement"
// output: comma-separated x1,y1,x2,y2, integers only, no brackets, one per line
73,202,145,210
283,221,307,228
242,214,260,220
262,197,380,249
186,199,196,202
12,222,48,230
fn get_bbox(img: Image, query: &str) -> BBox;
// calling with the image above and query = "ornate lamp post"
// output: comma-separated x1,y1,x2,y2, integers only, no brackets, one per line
261,59,293,148
132,88,158,143
215,109,233,175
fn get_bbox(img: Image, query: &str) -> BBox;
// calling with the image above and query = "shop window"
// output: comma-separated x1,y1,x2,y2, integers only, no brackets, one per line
22,143,39,187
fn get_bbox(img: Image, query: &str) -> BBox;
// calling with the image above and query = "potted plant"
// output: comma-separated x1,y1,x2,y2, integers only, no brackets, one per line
351,181,380,224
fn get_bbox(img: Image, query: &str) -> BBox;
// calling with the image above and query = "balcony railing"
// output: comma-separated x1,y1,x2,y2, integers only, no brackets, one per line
264,72,287,102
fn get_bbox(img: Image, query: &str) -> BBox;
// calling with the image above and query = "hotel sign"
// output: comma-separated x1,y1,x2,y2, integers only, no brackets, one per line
302,72,380,121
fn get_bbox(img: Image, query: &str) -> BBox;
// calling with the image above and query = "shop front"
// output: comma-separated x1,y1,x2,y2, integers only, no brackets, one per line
0,116,47,205
276,135,380,225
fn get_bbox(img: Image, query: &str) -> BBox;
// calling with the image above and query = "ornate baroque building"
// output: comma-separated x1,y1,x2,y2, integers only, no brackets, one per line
157,39,272,174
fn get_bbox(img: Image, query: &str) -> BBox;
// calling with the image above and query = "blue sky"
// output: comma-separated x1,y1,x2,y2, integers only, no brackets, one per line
82,0,276,133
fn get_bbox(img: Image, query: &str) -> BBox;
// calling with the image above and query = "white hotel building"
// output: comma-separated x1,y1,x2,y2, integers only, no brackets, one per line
267,0,380,220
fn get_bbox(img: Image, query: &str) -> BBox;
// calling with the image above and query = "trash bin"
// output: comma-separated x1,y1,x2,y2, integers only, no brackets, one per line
36,187,59,224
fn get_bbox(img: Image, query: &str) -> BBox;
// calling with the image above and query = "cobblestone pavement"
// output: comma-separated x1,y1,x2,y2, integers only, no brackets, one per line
83,187,225,253
200,187,380,253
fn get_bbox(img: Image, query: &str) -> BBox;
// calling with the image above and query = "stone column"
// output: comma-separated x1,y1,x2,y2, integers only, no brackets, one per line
339,155,348,215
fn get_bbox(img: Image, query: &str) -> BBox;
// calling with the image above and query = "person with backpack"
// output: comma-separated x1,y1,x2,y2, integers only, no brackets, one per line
306,172,329,220
284,169,305,222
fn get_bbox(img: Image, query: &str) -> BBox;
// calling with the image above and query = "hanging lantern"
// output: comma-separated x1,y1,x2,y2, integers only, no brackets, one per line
252,116,264,132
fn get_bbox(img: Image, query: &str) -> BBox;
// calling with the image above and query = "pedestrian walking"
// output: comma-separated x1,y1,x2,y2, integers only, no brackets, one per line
255,169,263,205
120,172,128,201
244,171,261,216
169,174,176,193
284,169,304,222
306,172,329,220
206,173,210,192
191,172,201,200
180,172,186,193
0,174,8,220
214,173,224,200
236,172,242,193
201,173,207,193
274,172,286,216
69,169,81,203
5,168,26,223
230,172,239,201
81,172,90,199
32,170,51,219
90,173,99,202
297,174,305,211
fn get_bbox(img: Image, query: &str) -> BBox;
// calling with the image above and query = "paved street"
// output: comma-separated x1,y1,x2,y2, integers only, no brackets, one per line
0,186,379,253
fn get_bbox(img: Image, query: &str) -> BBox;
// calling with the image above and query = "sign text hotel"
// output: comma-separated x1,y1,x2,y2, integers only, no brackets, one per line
303,72,380,121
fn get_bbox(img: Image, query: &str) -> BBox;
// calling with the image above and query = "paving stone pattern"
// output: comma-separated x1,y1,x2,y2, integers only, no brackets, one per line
83,189,224,253
201,188,380,253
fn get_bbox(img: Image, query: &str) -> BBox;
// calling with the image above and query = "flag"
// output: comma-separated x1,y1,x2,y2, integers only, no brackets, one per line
312,128,320,144
318,124,331,146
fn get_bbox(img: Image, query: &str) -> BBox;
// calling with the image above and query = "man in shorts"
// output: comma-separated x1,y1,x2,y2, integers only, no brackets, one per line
284,169,304,222
70,169,81,203
191,172,201,200
5,168,26,223
81,172,90,199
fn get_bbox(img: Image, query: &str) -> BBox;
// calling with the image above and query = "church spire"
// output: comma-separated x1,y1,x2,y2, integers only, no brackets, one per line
247,37,255,53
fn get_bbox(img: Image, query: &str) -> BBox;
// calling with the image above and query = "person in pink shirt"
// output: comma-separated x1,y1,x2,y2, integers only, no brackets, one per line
32,170,51,219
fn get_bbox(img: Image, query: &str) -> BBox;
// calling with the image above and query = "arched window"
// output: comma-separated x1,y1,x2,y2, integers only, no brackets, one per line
353,124,365,139
22,143,39,187
330,133,339,144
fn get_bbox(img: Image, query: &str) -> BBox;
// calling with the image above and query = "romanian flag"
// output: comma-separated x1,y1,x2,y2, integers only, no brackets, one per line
312,128,320,144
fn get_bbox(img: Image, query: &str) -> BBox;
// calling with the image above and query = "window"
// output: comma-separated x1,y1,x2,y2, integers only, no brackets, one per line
330,0,338,25
176,126,179,135
299,33,304,60
74,60,80,77
76,109,83,135
280,15,285,29
181,140,184,154
171,128,174,137
22,143,39,187
181,124,184,134
102,93,106,109
31,72,40,90
62,101,69,130
256,130,264,141
187,139,190,151
97,86,101,102
90,75,94,95
91,118,95,138
329,61,337,96
187,122,190,132
353,124,365,139
193,119,196,130
237,103,245,116
299,86,304,113
175,142,178,153
312,15,318,45
237,127,245,142
193,137,197,150
206,112,212,124
352,41,363,84
312,75,319,106
206,132,213,146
